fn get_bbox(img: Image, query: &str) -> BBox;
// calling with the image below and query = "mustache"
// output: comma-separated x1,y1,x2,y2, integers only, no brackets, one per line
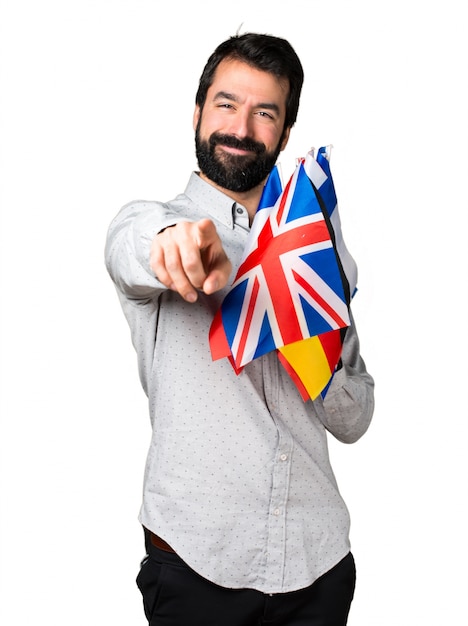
209,133,266,155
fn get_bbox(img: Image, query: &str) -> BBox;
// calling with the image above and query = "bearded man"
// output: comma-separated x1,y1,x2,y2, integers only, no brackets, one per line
105,32,374,626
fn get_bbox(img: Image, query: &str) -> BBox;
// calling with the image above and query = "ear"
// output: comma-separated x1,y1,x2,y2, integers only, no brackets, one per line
193,105,201,131
280,126,291,152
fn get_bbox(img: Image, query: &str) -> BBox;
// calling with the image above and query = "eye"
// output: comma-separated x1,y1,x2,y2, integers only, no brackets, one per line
256,110,277,122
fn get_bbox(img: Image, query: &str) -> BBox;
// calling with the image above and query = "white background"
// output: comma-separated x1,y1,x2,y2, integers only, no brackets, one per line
1,1,467,624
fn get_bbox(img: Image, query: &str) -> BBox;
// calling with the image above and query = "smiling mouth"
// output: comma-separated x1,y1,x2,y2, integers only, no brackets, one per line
219,144,254,156
210,132,265,156
214,143,259,162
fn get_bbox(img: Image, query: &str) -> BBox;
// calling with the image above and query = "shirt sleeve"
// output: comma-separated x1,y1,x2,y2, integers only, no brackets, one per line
318,312,375,444
104,200,186,299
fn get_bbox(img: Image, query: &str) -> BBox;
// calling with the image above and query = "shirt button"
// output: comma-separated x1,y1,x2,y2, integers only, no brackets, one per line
280,454,288,461
273,509,281,516
236,207,244,214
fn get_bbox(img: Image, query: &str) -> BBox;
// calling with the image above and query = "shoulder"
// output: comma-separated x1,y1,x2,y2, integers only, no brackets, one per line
119,199,166,213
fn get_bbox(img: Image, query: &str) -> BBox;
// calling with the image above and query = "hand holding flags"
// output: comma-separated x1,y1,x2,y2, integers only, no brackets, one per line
209,146,357,401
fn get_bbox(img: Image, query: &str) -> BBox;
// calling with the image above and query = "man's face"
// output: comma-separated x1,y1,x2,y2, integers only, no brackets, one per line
194,59,290,193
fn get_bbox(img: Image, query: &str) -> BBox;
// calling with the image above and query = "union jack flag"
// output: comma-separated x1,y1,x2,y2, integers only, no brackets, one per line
209,147,356,400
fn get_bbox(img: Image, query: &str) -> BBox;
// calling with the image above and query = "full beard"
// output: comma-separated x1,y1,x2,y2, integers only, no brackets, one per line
195,125,282,193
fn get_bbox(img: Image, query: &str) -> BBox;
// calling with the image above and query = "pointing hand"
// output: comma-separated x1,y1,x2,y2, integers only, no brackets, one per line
150,219,232,302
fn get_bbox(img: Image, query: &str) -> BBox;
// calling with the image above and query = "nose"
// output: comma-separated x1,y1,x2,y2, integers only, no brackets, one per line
227,109,253,139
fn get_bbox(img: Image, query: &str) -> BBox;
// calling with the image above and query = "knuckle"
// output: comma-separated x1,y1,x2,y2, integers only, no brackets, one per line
182,253,201,273
164,256,180,274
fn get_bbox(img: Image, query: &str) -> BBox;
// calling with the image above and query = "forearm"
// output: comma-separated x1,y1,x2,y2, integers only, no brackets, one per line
319,314,375,443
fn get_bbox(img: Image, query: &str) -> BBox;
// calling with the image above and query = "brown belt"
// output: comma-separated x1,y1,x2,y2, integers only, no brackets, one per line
149,531,176,553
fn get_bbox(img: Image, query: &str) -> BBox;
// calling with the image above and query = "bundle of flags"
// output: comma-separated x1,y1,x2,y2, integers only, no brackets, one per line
209,146,358,401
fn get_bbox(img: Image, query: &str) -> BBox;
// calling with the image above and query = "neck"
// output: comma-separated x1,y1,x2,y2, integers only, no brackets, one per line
199,171,265,223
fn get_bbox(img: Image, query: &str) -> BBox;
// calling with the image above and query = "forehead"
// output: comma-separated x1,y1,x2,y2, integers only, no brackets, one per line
208,58,289,109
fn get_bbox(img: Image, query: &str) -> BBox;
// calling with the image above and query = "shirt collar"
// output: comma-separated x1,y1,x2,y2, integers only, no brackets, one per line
184,172,247,230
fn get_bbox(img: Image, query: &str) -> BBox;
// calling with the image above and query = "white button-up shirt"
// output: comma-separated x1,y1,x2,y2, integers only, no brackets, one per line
105,172,374,593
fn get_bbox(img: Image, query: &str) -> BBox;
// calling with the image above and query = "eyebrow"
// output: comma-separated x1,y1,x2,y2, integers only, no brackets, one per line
213,91,281,116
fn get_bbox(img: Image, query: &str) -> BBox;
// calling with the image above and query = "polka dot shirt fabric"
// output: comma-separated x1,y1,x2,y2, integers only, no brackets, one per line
105,172,374,594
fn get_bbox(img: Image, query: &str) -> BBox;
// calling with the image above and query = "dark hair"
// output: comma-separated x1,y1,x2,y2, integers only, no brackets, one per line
195,33,304,130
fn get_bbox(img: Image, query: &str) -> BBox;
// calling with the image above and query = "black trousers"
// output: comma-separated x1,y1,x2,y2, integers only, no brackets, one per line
136,529,356,626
